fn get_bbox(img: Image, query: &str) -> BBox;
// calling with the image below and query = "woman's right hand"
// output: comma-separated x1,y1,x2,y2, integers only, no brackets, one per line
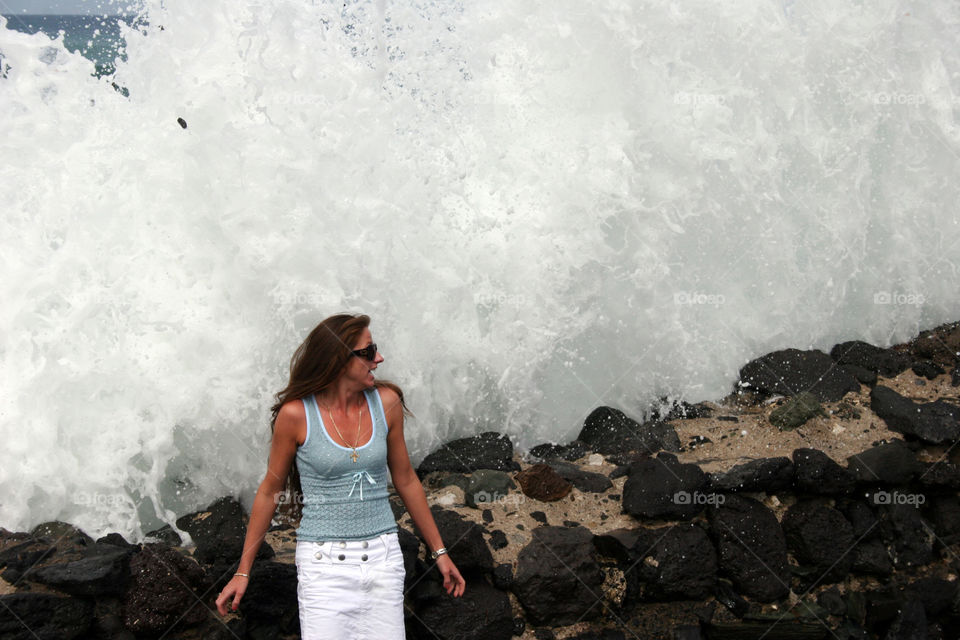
215,574,250,615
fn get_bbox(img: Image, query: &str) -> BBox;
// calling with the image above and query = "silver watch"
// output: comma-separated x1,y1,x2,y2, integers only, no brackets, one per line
430,547,448,559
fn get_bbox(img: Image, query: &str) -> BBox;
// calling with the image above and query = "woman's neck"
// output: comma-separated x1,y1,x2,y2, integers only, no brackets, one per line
316,383,366,414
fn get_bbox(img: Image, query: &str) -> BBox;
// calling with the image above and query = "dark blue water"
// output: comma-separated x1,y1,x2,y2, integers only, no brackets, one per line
1,13,138,76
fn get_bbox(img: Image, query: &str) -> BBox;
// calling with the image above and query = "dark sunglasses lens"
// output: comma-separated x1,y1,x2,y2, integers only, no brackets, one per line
355,344,377,360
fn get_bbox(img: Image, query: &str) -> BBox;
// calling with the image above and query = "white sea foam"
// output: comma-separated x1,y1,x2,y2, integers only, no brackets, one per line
1,0,958,539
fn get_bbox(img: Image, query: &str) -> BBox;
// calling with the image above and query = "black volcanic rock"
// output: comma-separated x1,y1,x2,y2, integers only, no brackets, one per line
925,495,960,546
769,392,825,429
513,525,603,626
0,592,93,640
546,460,613,493
781,501,855,586
0,538,56,584
706,495,791,602
852,538,893,576
528,439,589,462
883,597,927,640
412,578,514,640
423,506,493,574
707,457,794,493
144,524,182,546
592,527,646,563
864,586,901,630
843,364,879,386
397,527,420,592
571,631,628,640
176,496,274,566
622,453,707,520
917,460,960,489
122,543,207,635
715,579,750,617
877,505,934,569
739,348,860,402
836,499,895,576
417,431,518,474
96,532,135,549
30,521,93,547
464,469,517,508
634,523,718,601
654,398,713,420
577,407,681,455
818,587,846,616
905,321,960,366
837,499,881,539
598,524,719,606
830,341,912,377
238,561,299,635
912,360,945,380
491,562,513,590
870,385,960,444
847,441,922,485
27,544,133,596
903,577,957,618
484,524,504,544
793,448,857,495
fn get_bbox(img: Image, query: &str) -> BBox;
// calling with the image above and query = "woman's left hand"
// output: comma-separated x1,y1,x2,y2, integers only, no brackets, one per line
436,554,466,597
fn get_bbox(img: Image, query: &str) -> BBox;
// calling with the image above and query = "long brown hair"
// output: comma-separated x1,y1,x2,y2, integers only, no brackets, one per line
270,313,409,520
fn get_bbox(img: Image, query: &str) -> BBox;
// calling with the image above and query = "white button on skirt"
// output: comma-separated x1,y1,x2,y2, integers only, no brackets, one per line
295,532,406,640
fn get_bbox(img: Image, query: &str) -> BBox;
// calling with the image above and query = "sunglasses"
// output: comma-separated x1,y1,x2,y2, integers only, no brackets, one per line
351,343,378,361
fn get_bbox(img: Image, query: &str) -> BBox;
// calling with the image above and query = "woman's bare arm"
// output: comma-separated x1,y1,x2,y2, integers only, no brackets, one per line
383,388,465,597
215,402,303,614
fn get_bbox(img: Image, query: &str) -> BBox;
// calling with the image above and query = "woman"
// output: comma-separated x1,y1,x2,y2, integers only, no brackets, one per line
215,313,465,638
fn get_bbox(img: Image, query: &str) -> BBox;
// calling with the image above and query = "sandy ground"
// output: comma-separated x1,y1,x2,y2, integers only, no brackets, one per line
674,368,960,472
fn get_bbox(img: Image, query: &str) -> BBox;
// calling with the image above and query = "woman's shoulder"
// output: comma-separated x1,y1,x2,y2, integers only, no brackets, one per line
373,382,407,427
374,383,400,404
277,397,308,420
274,398,308,444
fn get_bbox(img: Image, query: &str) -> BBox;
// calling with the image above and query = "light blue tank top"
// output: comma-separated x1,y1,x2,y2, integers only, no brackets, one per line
295,387,398,541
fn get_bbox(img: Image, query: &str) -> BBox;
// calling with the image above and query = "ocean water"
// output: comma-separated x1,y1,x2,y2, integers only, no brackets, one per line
1,0,958,540
1,13,136,77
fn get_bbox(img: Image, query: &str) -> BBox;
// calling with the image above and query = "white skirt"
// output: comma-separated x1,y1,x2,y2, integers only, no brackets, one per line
295,532,406,640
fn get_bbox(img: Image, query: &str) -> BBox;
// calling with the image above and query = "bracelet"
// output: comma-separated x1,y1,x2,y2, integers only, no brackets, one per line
234,572,250,578
430,547,447,560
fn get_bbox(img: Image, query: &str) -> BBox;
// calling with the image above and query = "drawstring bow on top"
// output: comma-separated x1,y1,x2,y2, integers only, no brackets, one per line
348,470,377,501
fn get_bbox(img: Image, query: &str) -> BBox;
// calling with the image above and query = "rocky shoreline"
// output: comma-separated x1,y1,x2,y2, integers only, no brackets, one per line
1,322,959,640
